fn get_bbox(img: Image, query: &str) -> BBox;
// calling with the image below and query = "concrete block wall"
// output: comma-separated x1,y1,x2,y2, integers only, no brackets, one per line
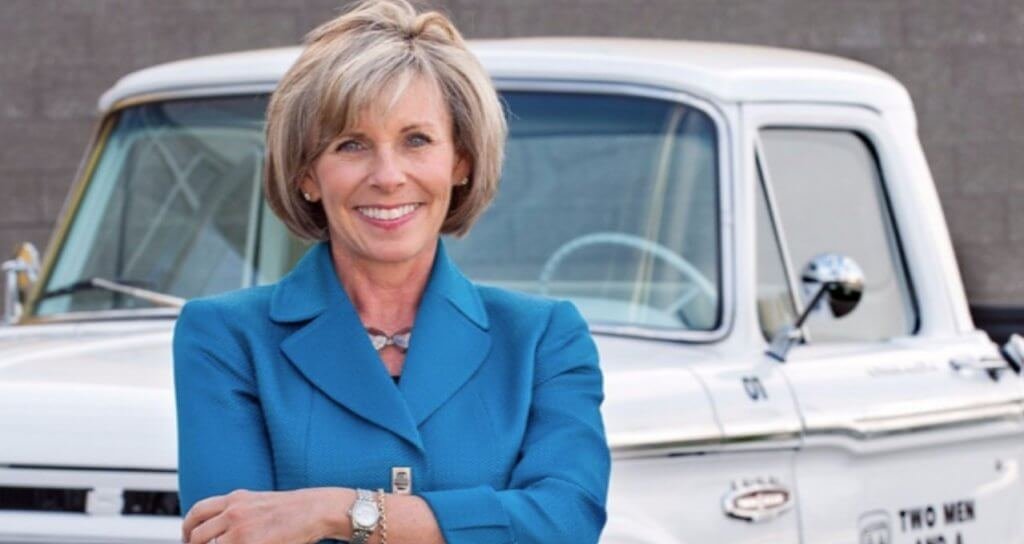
1,0,1022,306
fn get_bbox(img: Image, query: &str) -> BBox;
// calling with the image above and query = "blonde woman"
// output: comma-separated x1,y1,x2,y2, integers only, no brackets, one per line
173,1,610,543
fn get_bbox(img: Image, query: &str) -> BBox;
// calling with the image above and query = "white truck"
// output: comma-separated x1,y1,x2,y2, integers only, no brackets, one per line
2,38,1024,544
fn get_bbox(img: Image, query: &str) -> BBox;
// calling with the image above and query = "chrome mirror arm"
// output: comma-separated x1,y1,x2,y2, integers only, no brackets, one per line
766,324,801,362
766,283,829,362
2,259,28,325
2,243,41,326
765,253,865,363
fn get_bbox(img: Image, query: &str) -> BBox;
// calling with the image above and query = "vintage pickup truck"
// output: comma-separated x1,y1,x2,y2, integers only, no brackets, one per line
3,38,1024,544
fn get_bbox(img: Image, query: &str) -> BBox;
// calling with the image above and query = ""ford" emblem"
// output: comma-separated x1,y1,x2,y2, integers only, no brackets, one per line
722,478,794,523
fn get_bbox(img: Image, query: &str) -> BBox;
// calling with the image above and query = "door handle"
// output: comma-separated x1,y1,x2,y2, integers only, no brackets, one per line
1002,334,1024,373
949,356,1010,381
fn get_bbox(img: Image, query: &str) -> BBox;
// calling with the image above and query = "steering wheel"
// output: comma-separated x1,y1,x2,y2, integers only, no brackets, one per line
539,232,716,324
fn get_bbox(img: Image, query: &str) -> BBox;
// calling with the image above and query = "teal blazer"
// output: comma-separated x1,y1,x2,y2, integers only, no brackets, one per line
172,239,610,543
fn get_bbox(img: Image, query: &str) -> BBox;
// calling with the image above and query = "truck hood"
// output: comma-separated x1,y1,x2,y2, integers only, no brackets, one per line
0,320,178,470
0,319,724,470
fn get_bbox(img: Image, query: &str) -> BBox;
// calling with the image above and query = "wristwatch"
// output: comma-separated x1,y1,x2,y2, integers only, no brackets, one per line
348,488,380,544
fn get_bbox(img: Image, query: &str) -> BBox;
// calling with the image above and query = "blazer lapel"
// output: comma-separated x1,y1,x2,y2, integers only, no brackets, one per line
399,239,492,427
272,242,424,453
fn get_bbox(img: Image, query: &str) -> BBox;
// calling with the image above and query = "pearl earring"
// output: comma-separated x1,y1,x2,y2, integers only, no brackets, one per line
456,177,469,186
302,191,313,202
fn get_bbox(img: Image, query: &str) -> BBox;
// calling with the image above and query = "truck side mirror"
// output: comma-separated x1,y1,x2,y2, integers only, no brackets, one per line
766,253,864,362
2,242,41,325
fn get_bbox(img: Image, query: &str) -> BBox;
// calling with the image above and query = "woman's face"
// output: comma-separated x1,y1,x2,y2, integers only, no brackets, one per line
301,76,470,266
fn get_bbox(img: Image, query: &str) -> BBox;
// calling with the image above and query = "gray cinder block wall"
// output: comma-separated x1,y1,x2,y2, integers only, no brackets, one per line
1,0,1022,308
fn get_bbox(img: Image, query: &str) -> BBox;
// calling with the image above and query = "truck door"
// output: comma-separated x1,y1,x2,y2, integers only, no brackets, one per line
682,343,805,542
602,335,804,544
746,102,1024,544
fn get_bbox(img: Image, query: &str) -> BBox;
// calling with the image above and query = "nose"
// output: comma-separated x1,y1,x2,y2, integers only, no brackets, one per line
369,147,405,192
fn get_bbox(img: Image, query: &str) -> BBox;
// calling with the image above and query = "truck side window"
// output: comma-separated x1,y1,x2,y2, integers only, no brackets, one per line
757,128,917,342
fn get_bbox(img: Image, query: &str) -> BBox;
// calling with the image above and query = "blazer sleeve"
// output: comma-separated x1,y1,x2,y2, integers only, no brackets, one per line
419,300,612,544
172,298,276,515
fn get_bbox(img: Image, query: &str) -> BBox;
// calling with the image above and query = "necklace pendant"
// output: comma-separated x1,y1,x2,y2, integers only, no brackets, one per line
366,327,412,353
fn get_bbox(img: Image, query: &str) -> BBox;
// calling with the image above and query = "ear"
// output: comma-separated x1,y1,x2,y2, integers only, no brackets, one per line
299,171,320,202
452,153,473,186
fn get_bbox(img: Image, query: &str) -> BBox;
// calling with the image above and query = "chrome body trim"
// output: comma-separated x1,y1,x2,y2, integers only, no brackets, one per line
718,431,802,449
609,432,723,459
805,400,1024,441
610,400,1024,459
609,430,801,459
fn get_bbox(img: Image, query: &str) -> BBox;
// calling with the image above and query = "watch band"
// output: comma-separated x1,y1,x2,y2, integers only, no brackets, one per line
352,526,372,543
349,488,379,544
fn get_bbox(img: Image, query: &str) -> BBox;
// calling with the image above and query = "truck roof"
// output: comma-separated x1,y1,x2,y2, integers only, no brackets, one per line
99,37,913,112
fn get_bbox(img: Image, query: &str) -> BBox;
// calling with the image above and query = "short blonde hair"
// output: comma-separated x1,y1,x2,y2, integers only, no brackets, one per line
264,0,507,240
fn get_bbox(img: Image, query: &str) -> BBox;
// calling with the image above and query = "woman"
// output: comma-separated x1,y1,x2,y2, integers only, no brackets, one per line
173,1,610,543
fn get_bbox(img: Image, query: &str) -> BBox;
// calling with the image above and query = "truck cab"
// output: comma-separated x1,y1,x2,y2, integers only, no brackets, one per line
2,38,1024,544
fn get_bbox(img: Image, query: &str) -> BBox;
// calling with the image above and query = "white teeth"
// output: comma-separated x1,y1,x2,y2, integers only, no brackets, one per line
357,204,419,221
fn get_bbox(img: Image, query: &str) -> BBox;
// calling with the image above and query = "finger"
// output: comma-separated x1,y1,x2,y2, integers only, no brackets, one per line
182,495,228,542
187,511,230,544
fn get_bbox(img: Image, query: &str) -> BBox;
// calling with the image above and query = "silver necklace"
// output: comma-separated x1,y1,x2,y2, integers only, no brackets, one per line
366,326,412,353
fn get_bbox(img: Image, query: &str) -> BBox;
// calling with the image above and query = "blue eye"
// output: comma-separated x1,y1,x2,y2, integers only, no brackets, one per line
408,133,432,147
335,139,364,152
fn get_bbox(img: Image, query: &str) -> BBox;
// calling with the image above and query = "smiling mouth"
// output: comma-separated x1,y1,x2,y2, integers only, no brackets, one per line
355,203,422,221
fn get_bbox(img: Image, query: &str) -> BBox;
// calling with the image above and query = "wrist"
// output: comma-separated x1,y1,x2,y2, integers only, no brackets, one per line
348,488,382,544
312,487,357,541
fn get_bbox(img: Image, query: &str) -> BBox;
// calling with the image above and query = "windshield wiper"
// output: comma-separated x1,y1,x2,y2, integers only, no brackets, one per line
38,277,186,308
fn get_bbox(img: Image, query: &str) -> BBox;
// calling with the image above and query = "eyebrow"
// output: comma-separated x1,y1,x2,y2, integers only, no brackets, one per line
400,122,437,132
338,123,438,139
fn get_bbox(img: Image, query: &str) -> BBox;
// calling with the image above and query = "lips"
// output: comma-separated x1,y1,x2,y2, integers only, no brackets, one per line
353,203,424,231
355,203,421,221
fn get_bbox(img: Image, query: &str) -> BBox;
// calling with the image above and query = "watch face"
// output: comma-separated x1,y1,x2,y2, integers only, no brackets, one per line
353,502,379,527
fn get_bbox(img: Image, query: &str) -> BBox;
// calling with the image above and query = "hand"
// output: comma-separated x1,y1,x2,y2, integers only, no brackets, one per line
182,488,337,544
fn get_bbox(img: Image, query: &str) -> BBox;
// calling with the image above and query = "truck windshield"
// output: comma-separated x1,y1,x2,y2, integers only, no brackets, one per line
35,96,268,317
34,91,721,331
